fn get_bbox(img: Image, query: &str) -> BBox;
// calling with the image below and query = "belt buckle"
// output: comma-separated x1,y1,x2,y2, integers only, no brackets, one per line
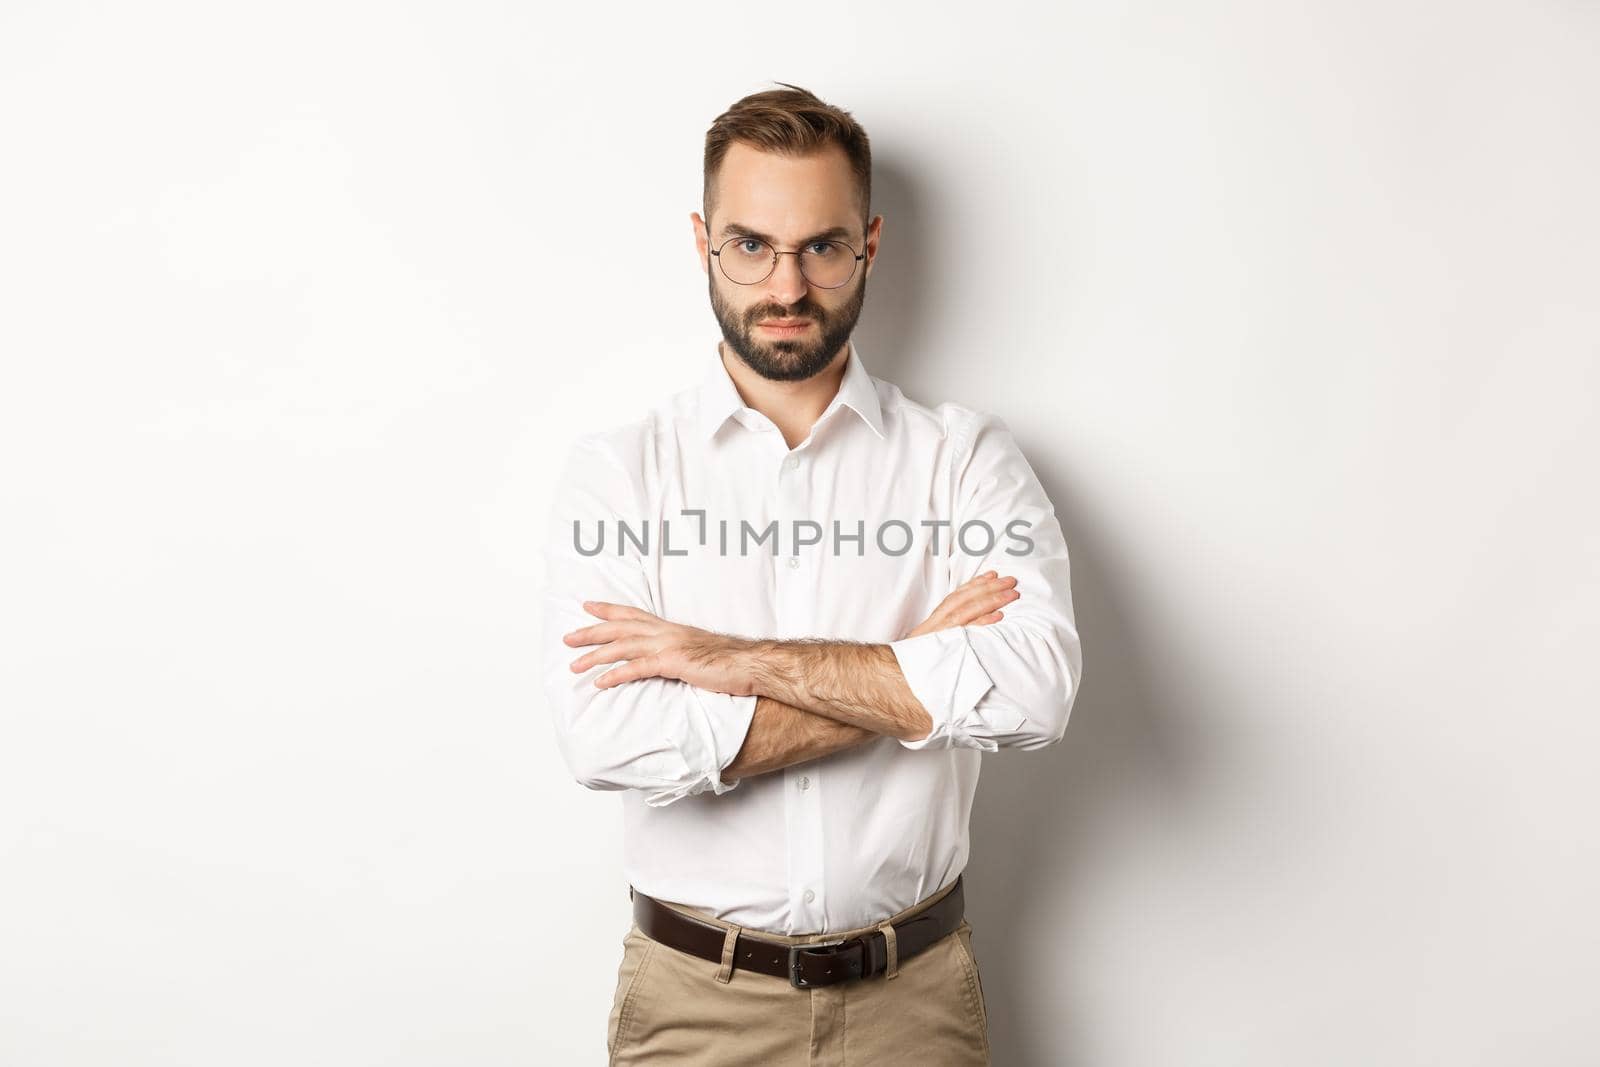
787,937,849,988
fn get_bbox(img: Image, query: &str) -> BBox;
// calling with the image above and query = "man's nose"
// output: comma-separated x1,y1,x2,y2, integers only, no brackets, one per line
762,253,810,305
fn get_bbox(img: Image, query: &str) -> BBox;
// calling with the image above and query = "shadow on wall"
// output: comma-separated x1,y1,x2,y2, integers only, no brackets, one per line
855,153,1202,1067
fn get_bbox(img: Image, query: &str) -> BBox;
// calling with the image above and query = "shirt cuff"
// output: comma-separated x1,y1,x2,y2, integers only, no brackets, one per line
887,628,1000,751
643,690,759,807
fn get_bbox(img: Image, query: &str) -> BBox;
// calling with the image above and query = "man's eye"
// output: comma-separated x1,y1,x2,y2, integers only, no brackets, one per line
738,239,765,255
807,242,837,257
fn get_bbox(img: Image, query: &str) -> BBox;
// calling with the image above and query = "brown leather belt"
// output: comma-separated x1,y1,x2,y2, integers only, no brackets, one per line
629,875,965,989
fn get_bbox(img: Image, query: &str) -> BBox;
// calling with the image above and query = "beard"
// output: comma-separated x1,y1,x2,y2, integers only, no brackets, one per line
709,269,867,382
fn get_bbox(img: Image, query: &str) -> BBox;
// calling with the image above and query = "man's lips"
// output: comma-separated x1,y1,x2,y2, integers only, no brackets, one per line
759,319,813,331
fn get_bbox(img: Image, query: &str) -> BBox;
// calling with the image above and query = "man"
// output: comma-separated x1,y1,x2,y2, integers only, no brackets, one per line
541,83,1082,1065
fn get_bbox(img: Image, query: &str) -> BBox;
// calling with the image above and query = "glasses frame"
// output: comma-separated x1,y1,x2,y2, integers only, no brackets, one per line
709,234,866,289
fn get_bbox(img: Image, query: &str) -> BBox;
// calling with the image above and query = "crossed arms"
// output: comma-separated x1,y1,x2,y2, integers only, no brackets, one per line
540,412,1083,807
560,571,1021,781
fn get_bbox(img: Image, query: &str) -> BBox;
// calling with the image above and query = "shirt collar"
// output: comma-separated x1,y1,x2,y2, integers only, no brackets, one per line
696,339,886,442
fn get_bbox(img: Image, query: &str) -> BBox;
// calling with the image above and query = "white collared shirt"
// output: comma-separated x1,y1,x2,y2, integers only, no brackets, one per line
541,340,1082,934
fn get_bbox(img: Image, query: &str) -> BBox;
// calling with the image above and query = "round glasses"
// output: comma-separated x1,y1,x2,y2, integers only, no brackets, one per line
710,235,866,289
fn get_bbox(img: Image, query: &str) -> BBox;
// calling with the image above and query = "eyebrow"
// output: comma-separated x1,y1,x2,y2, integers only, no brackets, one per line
717,222,857,244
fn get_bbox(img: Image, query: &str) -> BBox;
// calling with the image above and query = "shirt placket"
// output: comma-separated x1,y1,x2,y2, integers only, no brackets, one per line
775,442,827,933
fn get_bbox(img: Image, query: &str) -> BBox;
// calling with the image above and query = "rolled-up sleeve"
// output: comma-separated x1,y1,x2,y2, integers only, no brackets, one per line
541,435,757,806
888,412,1082,752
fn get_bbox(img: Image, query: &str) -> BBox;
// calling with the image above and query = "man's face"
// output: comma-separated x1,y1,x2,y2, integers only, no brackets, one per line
694,142,881,382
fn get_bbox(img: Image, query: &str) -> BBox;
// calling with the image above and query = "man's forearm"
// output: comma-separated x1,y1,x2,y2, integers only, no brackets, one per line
723,695,880,780
740,638,934,741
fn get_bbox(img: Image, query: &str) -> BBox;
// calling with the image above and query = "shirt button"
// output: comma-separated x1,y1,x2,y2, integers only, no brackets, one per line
804,889,816,903
799,776,809,790
785,456,799,471
787,557,799,569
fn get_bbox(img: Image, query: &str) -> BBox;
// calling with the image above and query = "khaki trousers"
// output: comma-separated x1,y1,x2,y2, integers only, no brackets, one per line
606,878,991,1065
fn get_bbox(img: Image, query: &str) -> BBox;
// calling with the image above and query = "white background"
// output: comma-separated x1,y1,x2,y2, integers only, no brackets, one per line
3,2,1596,1064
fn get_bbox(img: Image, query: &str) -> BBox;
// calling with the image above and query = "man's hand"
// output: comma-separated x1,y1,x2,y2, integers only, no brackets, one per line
902,570,1019,639
563,602,757,695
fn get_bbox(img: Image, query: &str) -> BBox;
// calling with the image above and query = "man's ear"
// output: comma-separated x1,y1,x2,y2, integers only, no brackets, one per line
864,213,884,278
691,211,709,274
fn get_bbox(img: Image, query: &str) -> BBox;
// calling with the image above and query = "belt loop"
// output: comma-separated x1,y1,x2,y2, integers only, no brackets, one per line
713,924,741,984
877,920,899,980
